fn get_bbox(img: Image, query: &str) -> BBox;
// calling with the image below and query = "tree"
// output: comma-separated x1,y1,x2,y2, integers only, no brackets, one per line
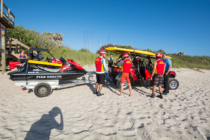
79,48,90,53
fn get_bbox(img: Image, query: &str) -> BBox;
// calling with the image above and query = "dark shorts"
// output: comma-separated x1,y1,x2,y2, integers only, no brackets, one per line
96,73,105,84
153,74,164,87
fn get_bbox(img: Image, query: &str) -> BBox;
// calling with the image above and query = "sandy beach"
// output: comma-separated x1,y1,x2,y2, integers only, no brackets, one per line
0,66,210,140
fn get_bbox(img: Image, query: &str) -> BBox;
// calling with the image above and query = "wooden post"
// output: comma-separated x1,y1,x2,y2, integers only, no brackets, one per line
8,8,10,24
12,16,14,25
15,43,18,53
0,0,3,18
1,30,6,74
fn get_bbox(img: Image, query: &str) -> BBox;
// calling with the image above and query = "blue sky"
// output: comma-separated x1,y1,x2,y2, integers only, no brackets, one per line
6,0,210,56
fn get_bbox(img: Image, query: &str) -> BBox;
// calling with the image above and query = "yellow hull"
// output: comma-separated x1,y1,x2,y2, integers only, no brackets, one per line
105,47,172,59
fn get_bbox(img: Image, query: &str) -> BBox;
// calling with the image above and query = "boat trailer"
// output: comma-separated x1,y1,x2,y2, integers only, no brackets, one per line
15,73,94,97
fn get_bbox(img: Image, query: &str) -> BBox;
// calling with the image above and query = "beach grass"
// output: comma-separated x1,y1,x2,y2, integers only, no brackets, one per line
41,47,210,70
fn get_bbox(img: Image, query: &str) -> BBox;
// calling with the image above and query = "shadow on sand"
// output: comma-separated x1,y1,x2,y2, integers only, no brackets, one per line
25,107,63,140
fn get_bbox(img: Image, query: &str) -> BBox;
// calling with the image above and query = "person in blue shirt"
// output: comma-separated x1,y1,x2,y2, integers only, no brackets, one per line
162,54,172,95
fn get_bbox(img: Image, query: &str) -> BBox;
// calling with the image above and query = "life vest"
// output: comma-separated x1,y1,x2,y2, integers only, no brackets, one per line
122,59,132,73
95,56,104,72
155,60,165,74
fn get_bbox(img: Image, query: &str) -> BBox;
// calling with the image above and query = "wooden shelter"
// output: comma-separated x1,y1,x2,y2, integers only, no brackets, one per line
0,0,16,73
0,0,30,74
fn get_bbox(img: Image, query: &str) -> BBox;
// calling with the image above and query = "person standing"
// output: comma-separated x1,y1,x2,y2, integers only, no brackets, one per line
95,50,108,96
117,53,132,96
150,53,165,99
162,54,172,95
108,54,113,73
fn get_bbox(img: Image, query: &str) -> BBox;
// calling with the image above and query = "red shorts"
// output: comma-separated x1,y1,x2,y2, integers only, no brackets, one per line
121,73,130,83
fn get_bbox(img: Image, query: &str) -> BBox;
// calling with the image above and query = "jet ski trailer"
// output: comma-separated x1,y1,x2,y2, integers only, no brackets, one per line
8,58,94,97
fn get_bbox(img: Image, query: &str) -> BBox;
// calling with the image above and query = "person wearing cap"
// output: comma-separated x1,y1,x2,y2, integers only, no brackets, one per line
95,50,108,96
117,53,133,96
162,54,172,95
150,53,165,99
34,51,43,61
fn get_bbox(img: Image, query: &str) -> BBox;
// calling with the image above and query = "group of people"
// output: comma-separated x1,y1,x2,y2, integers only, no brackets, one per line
18,49,43,60
94,50,172,98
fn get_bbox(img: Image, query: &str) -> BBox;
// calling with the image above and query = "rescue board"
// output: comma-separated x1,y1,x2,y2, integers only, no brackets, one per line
28,60,62,67
105,47,172,59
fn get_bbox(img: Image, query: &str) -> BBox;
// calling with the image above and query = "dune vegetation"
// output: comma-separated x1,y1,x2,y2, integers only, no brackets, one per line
7,26,210,69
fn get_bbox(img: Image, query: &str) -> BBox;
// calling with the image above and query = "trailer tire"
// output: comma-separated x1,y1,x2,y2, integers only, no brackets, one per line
116,80,129,90
34,83,52,97
169,78,179,90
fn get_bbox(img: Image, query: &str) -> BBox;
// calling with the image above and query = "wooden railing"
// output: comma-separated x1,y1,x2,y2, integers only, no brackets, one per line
5,32,21,54
0,0,15,27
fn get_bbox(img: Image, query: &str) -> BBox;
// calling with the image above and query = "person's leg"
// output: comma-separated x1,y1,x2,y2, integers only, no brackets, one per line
152,86,156,94
99,84,103,91
158,86,163,99
95,83,98,90
95,74,99,94
151,86,156,98
163,72,166,93
126,73,132,96
163,72,170,94
97,74,105,96
120,73,126,96
120,83,124,96
128,83,132,96
159,86,163,93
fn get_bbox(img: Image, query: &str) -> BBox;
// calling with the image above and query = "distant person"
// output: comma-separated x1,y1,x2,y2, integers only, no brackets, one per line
117,53,132,96
162,54,172,95
108,54,113,73
95,50,108,96
133,56,141,65
150,53,165,99
18,50,28,59
34,51,43,61
108,54,113,67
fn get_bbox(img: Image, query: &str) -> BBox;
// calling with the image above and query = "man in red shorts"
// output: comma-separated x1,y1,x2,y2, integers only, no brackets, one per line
150,53,165,99
117,53,133,96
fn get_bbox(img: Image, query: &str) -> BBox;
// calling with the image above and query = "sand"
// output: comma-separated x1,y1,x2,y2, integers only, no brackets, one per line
0,66,210,140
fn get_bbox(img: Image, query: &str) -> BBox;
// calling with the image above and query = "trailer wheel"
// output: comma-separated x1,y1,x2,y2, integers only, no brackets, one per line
34,83,52,97
169,78,179,90
116,80,129,90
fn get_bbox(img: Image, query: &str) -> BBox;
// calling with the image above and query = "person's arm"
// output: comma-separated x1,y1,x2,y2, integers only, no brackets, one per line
53,111,63,130
117,60,124,67
25,54,28,59
151,61,157,80
101,58,108,73
163,64,165,75
18,54,20,59
166,59,172,75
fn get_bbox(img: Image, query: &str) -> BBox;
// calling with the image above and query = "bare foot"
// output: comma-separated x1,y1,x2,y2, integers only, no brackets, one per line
129,94,132,97
119,94,122,96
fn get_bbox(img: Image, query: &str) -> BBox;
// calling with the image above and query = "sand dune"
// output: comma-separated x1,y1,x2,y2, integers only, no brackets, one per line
0,66,210,140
